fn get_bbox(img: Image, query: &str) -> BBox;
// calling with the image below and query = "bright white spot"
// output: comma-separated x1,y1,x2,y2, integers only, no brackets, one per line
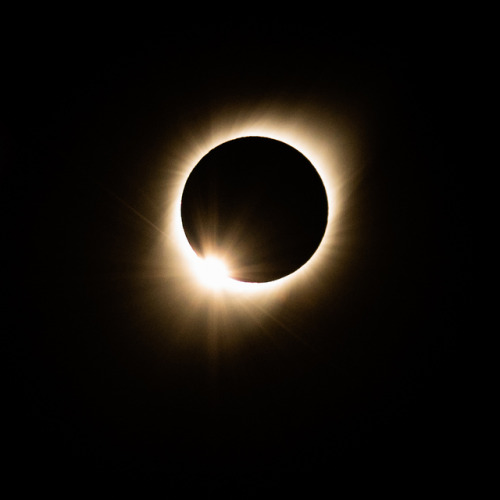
194,256,230,290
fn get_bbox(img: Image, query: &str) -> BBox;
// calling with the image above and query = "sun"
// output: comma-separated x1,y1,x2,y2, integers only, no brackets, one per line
161,99,361,306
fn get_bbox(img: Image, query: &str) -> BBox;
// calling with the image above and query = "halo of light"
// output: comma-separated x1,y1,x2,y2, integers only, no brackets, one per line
160,100,360,307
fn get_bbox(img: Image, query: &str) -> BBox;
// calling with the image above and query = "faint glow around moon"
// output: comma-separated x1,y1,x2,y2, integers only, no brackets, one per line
162,100,360,304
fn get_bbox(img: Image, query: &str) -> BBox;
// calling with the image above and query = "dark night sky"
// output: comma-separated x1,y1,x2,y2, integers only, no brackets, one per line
4,11,468,494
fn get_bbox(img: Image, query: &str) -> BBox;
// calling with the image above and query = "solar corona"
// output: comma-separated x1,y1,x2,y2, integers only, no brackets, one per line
163,104,355,304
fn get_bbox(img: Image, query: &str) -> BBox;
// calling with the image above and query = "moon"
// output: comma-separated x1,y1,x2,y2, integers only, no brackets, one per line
180,136,329,284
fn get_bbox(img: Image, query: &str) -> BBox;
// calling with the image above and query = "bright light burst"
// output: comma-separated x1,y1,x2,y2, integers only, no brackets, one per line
193,256,230,290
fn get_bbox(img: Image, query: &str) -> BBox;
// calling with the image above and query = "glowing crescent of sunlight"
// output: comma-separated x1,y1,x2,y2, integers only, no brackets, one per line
161,101,359,303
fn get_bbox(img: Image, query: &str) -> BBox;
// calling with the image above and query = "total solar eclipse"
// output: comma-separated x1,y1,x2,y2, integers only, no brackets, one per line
181,137,329,283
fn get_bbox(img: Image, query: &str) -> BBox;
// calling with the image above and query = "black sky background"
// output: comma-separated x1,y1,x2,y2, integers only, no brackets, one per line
3,11,468,493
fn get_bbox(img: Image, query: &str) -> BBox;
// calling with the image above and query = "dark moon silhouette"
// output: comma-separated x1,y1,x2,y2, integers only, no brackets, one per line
181,137,329,283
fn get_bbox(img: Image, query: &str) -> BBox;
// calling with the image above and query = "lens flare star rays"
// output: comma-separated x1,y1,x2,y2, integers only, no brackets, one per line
194,256,231,290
